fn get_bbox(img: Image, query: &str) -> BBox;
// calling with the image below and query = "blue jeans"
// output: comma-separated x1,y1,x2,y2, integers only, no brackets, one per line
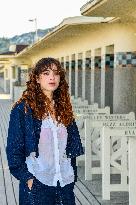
56,180,75,205
19,177,76,205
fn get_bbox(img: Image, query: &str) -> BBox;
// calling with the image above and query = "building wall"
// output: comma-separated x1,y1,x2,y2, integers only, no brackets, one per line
28,23,136,61
13,86,26,102
23,23,136,113
3,22,136,113
113,51,136,114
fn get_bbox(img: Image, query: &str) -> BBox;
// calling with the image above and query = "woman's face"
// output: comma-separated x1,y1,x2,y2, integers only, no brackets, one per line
37,64,60,94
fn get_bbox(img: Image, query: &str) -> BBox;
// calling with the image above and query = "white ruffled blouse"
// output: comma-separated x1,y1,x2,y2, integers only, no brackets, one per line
25,114,74,187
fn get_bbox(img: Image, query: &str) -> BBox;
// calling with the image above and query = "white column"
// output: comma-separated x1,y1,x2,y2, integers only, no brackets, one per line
129,136,136,205
91,50,95,104
69,55,72,96
85,118,93,180
75,53,78,98
9,66,13,100
113,52,117,113
4,68,7,93
82,52,86,100
102,128,111,200
101,47,106,108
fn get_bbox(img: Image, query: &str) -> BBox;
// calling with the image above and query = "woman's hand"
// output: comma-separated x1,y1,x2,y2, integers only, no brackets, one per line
27,178,34,190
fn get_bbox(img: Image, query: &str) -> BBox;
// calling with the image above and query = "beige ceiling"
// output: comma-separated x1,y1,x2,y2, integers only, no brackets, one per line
81,0,136,22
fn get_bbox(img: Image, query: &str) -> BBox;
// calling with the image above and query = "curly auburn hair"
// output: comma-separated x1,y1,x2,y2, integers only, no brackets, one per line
14,57,75,127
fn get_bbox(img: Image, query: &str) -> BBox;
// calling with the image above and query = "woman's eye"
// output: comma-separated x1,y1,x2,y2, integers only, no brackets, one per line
54,70,60,75
54,71,59,75
43,72,49,75
42,70,59,75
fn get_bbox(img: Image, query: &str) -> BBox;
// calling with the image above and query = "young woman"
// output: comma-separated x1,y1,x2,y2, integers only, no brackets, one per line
6,57,84,205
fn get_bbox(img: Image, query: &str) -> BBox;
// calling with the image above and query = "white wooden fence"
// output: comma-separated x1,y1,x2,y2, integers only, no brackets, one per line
71,100,136,204
74,106,110,166
71,96,89,106
84,112,135,180
101,126,136,205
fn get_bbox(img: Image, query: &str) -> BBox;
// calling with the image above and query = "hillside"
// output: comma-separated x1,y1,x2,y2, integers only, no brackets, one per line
0,28,53,54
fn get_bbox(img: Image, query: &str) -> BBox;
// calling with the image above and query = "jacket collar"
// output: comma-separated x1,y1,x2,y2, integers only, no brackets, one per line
17,100,84,158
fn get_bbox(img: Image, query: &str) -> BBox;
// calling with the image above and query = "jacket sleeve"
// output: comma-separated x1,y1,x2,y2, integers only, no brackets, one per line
66,119,84,158
71,157,77,183
6,106,34,183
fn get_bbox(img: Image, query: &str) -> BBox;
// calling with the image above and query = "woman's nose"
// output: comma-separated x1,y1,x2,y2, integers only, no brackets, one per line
49,72,55,79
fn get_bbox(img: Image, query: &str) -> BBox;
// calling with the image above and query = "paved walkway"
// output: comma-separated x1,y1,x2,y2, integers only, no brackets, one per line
0,97,129,205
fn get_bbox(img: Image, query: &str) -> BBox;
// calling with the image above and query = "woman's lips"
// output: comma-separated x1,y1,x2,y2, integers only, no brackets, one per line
49,83,56,86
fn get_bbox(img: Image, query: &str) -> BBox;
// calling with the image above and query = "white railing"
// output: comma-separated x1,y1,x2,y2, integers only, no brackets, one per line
74,106,110,166
83,112,135,180
73,101,136,203
73,105,110,115
71,97,89,106
101,126,136,205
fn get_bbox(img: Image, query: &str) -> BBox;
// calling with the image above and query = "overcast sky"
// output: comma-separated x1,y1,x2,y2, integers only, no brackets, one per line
0,0,88,38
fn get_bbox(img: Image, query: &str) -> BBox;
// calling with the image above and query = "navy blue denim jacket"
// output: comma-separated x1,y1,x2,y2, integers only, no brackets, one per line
6,100,84,185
